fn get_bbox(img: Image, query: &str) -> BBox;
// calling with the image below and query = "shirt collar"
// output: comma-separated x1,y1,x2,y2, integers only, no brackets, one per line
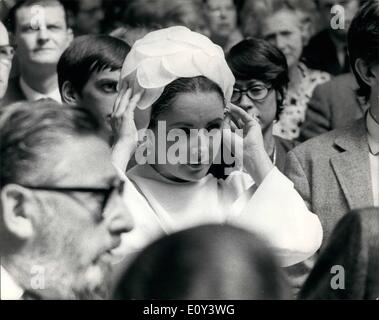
366,111,379,155
1,266,24,300
19,77,62,103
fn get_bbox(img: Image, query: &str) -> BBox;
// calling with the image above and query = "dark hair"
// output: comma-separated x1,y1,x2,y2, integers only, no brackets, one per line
148,76,225,128
0,99,108,187
227,38,289,118
114,224,291,299
57,35,130,96
348,0,379,100
122,0,205,30
300,207,379,300
60,0,81,14
109,26,154,47
5,0,67,33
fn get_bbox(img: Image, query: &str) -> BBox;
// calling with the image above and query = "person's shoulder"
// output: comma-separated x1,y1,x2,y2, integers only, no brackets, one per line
274,135,298,152
291,120,361,156
1,77,26,107
329,73,357,87
312,73,357,97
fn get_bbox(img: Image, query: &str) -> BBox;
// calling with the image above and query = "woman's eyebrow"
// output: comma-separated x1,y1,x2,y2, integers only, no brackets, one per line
235,81,263,88
206,118,223,125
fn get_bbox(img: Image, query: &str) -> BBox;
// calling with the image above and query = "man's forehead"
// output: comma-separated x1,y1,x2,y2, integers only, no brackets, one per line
52,136,118,186
16,5,66,26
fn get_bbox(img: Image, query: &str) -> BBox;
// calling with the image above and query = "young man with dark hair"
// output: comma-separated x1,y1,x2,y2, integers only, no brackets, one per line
285,0,379,293
2,0,72,106
57,34,130,124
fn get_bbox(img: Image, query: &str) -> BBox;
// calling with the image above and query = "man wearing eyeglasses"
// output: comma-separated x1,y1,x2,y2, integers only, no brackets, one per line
0,100,134,299
0,21,14,100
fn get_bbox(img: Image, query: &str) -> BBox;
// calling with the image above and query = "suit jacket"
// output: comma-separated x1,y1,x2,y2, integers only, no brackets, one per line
0,77,26,107
300,73,368,141
302,29,350,76
275,135,298,173
285,118,373,294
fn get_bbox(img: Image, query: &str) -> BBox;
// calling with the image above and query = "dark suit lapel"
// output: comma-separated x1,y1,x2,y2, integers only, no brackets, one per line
330,119,373,210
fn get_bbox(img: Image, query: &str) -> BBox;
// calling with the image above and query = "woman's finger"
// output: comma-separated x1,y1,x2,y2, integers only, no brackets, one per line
113,80,127,113
229,103,254,124
114,87,132,118
228,110,244,130
125,91,143,117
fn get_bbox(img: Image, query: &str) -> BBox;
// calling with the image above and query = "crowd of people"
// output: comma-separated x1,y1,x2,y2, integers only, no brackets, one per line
1,0,379,300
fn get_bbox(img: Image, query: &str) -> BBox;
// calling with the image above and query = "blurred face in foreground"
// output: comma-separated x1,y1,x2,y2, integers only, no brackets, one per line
1,135,133,299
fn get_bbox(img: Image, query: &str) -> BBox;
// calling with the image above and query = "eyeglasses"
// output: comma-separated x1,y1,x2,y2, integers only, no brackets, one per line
231,85,273,104
20,180,125,221
0,45,16,62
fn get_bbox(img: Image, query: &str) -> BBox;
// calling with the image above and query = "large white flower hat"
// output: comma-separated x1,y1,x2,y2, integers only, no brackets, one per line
119,26,235,110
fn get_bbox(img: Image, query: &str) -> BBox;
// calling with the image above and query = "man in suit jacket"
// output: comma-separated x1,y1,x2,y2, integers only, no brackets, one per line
300,73,368,141
285,1,379,294
1,0,72,107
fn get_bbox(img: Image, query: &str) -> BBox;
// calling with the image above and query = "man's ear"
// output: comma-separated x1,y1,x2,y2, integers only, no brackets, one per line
61,81,80,105
1,184,38,240
355,58,377,87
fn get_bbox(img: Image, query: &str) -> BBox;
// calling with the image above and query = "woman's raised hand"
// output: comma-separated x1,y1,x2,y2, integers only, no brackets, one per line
223,103,274,185
111,81,142,172
111,81,142,146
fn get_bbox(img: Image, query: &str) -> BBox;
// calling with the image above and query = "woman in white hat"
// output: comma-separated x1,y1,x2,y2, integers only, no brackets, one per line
111,26,322,268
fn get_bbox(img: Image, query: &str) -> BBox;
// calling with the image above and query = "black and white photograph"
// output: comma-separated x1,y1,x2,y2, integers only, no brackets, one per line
0,0,378,308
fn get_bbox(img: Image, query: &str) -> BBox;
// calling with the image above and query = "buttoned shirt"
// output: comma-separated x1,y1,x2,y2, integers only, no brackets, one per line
19,77,61,103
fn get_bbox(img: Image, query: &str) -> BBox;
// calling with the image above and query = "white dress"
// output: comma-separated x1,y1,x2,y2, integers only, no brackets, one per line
116,164,323,267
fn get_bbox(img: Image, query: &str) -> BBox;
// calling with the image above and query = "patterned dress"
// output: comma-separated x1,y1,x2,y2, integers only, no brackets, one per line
273,63,331,140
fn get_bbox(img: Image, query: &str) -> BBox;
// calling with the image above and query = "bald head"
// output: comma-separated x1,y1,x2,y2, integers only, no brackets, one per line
0,21,12,99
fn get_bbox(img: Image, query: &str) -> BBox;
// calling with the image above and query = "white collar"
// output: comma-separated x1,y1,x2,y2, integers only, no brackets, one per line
19,77,62,103
0,265,24,300
367,111,379,155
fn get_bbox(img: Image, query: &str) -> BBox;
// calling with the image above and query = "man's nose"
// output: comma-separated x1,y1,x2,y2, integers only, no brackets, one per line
107,196,134,235
275,36,286,50
37,28,49,43
219,9,227,19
